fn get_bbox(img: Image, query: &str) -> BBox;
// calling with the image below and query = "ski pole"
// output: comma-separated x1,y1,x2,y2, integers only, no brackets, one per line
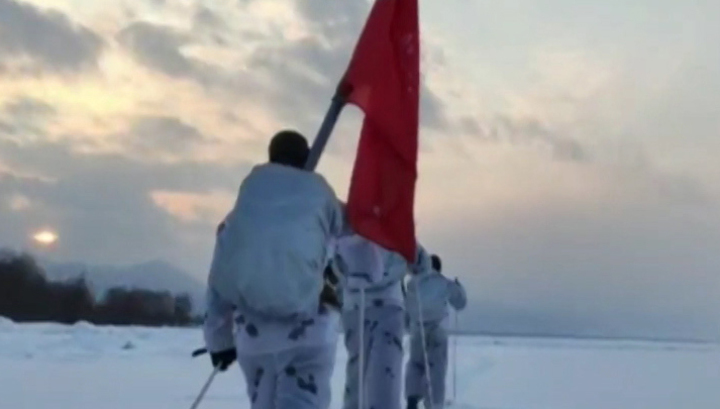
414,280,435,409
189,366,220,409
452,310,459,402
358,285,366,409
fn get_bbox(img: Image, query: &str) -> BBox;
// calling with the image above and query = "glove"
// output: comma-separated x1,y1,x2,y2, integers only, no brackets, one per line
210,348,237,371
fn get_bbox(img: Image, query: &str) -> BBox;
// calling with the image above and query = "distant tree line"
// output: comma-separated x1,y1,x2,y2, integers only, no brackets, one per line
0,251,198,327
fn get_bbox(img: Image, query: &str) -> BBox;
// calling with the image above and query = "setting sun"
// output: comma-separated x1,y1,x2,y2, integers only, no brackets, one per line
33,230,58,246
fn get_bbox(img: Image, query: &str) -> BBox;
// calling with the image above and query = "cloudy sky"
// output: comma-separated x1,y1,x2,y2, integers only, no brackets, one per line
1,0,719,340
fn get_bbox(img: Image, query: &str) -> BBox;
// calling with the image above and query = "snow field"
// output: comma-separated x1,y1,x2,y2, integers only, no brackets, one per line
1,319,718,409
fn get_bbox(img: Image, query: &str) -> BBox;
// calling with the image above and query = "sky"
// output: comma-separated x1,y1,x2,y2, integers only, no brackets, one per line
0,0,719,341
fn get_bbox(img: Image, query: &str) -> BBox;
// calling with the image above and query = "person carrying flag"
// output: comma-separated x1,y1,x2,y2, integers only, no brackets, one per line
203,130,344,409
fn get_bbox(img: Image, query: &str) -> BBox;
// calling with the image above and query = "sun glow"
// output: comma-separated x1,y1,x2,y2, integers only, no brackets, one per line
33,230,58,246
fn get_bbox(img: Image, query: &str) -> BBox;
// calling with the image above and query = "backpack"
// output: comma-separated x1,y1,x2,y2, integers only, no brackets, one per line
334,234,386,291
208,163,339,321
406,272,450,323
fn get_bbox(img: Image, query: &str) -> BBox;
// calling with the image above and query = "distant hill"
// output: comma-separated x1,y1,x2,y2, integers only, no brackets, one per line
38,259,206,314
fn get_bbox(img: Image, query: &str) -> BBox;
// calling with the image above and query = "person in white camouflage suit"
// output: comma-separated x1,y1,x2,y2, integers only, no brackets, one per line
404,253,467,409
203,130,344,409
332,232,420,409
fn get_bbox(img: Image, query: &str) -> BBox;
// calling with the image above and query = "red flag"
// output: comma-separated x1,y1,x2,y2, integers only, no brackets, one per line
341,0,420,262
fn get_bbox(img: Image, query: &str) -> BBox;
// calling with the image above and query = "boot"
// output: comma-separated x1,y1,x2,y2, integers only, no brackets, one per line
406,396,421,409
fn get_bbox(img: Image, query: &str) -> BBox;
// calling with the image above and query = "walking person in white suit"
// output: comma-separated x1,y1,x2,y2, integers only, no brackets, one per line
404,254,467,409
332,226,419,409
203,130,345,409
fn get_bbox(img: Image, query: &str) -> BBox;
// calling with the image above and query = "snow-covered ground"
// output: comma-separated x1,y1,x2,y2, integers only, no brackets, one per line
1,317,718,409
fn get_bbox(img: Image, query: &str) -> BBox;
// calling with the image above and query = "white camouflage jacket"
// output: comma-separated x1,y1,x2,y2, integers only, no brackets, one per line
332,234,410,311
203,162,344,355
405,267,467,326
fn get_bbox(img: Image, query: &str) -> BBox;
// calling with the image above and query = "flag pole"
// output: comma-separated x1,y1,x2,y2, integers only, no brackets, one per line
305,93,347,171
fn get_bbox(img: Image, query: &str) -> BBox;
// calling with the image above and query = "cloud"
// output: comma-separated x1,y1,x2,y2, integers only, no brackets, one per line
114,1,449,135
192,6,226,31
458,116,482,136
0,0,717,342
456,115,589,163
7,193,30,211
117,21,197,79
0,138,245,193
0,138,249,268
494,116,589,162
239,0,449,132
294,0,369,45
420,85,449,130
0,119,15,133
414,157,720,341
116,20,230,89
126,115,207,155
0,0,103,73
432,202,720,341
1,96,56,139
151,190,234,223
4,96,56,119
116,20,242,96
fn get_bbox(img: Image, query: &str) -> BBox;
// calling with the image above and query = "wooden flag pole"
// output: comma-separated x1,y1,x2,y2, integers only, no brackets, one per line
304,93,347,171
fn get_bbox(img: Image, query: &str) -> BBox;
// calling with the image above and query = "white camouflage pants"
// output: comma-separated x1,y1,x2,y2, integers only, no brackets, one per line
405,321,448,408
237,344,336,409
341,305,405,409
